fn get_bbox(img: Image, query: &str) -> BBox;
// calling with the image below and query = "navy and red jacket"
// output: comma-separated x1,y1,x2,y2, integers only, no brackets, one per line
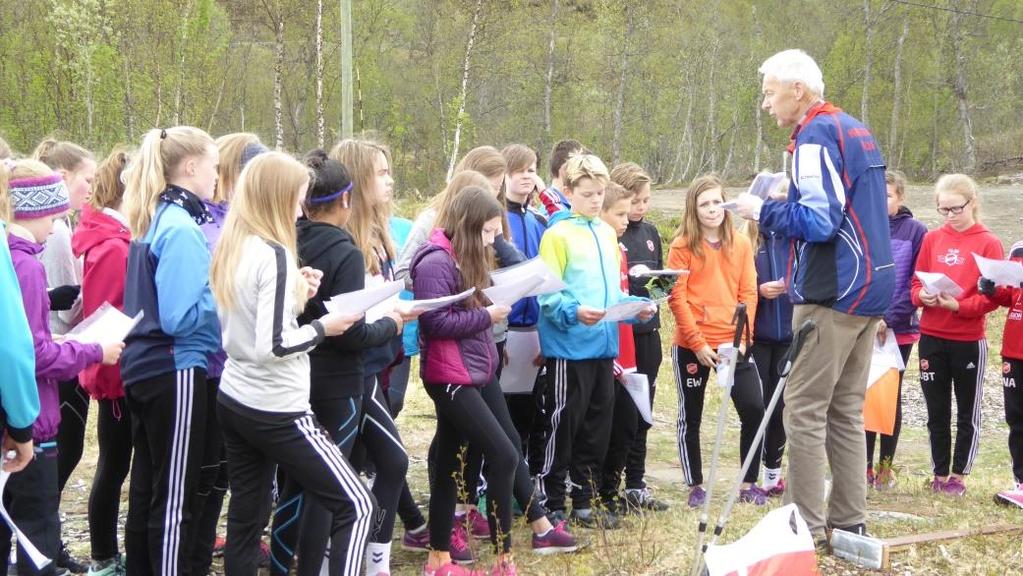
506,199,546,327
984,241,1023,361
752,230,793,345
759,101,894,317
883,206,927,336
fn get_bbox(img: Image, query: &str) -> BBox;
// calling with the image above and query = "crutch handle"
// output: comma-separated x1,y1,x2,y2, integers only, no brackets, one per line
787,319,815,363
731,303,748,349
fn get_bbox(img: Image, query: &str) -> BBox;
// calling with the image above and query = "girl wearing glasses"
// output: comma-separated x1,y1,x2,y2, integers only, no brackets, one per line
910,174,1003,497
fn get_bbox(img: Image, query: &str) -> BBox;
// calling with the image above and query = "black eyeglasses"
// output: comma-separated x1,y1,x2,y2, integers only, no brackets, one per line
937,199,970,216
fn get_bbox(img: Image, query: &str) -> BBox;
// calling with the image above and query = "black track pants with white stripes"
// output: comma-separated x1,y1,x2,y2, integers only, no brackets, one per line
125,368,208,576
918,335,987,477
218,392,376,576
537,358,615,512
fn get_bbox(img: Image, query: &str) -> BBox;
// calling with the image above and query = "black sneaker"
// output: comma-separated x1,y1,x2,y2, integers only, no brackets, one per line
57,542,88,574
569,508,621,530
623,488,670,513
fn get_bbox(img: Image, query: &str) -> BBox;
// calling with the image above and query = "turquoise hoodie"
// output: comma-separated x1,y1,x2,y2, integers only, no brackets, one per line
537,213,646,360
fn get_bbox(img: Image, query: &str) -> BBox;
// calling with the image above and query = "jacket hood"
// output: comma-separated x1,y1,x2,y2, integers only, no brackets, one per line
410,228,455,270
72,205,130,257
297,218,355,264
890,205,915,221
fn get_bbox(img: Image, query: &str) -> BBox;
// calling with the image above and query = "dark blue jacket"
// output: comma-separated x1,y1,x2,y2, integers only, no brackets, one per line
506,200,546,327
760,102,894,317
752,231,794,344
884,206,927,335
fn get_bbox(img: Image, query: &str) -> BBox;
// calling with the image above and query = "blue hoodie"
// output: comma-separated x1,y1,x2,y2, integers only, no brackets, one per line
759,101,894,317
122,202,221,384
506,199,547,327
752,231,794,344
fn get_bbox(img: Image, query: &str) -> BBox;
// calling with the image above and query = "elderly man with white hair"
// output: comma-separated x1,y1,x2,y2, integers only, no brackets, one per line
734,49,894,544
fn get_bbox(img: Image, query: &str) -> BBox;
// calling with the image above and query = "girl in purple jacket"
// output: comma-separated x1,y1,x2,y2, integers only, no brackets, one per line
4,160,122,574
867,170,927,489
411,187,574,576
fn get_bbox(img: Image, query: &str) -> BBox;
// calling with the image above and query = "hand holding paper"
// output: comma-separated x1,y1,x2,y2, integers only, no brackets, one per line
64,303,142,346
915,271,963,299
602,299,655,322
973,253,1023,287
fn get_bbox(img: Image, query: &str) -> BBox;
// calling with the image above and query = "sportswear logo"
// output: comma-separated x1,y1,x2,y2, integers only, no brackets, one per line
938,248,965,267
647,240,655,252
1005,362,1012,375
966,362,976,370
920,359,929,371
686,363,698,375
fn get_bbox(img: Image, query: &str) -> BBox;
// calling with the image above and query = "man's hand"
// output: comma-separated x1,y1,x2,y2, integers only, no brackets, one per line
733,193,764,221
876,319,888,345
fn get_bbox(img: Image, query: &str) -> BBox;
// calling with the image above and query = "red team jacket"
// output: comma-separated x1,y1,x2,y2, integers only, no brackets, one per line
985,241,1023,362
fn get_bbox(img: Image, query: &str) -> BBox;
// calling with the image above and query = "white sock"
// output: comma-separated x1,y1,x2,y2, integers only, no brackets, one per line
365,542,391,575
454,503,471,516
763,467,782,489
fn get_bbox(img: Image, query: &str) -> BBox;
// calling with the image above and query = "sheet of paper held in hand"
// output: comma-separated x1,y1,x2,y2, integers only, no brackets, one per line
721,171,786,214
483,275,545,308
490,257,566,296
621,372,652,425
914,271,964,298
324,280,403,317
0,455,52,570
397,287,477,314
627,266,689,278
602,300,654,323
498,329,542,394
973,253,1023,287
64,303,142,345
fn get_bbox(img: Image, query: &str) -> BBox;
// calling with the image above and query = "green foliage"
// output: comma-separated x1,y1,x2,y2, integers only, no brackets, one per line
2,0,1022,192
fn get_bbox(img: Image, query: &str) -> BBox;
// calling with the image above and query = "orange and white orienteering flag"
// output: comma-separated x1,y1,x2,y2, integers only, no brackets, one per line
704,504,818,576
863,329,905,435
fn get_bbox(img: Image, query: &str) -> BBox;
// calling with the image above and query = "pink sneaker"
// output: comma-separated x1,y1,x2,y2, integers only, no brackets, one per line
930,476,946,493
866,467,875,487
995,487,1023,509
450,522,475,564
941,476,967,497
766,478,786,497
422,561,480,576
532,520,578,555
456,508,491,540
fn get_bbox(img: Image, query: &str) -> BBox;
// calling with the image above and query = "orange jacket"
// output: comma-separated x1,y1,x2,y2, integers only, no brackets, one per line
667,234,758,351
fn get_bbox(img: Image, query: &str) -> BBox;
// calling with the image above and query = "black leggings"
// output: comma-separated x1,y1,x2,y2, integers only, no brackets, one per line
88,397,133,562
751,341,790,471
672,345,764,486
187,377,229,576
271,377,408,576
57,377,89,493
426,378,544,554
218,394,376,576
865,343,914,470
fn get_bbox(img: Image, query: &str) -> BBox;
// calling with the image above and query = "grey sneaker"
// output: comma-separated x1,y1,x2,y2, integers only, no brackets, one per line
624,487,669,512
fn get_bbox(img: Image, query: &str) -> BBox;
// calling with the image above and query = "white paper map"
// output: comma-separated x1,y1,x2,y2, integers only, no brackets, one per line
64,303,141,345
868,329,905,388
621,372,652,425
747,171,787,199
490,257,566,296
324,280,403,317
973,253,1023,287
498,329,542,394
627,265,689,278
397,287,476,314
602,300,654,323
915,271,963,298
483,275,545,307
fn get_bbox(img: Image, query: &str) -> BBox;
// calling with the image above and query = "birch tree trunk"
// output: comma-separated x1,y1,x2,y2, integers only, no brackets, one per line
272,2,285,150
173,1,194,126
888,17,908,165
610,3,633,166
542,0,559,158
445,0,484,182
950,7,975,173
315,0,325,147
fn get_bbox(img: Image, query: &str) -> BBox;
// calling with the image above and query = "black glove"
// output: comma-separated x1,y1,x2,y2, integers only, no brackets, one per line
48,285,81,311
977,277,996,297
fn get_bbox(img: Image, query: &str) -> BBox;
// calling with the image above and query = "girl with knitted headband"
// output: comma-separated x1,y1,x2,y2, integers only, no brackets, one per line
119,126,222,575
32,138,97,572
2,159,122,575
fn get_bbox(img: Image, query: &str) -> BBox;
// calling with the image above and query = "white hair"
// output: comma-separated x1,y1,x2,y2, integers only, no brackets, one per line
758,49,825,98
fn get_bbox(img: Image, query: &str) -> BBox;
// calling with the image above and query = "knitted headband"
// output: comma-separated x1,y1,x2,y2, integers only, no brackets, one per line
240,142,270,168
9,173,70,220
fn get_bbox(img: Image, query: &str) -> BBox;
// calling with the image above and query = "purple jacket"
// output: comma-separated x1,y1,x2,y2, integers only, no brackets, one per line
201,200,229,379
411,229,497,386
8,233,102,442
884,206,927,335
